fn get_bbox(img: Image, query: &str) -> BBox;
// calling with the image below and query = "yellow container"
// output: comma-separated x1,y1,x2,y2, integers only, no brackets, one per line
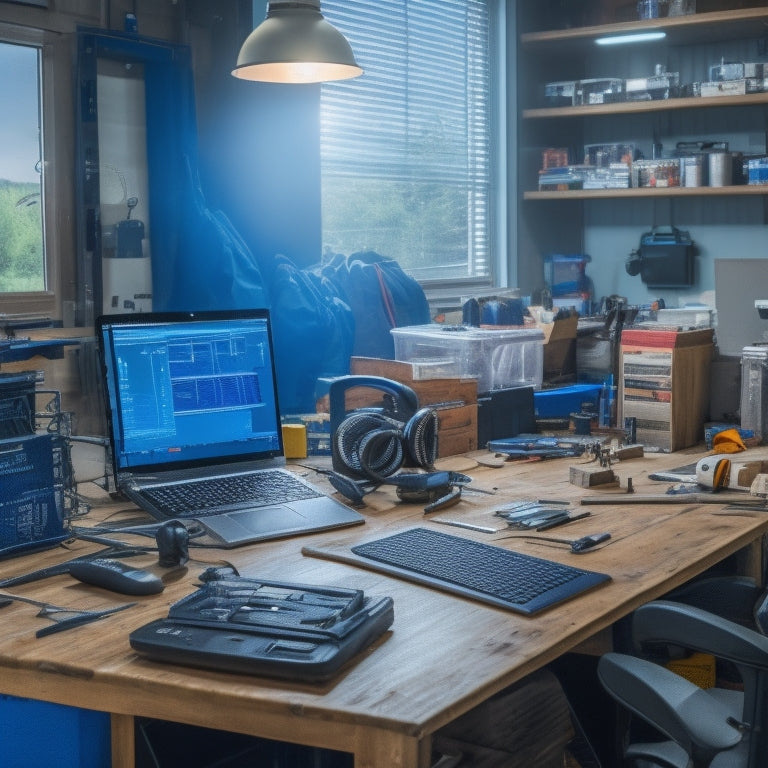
666,652,716,689
281,423,307,459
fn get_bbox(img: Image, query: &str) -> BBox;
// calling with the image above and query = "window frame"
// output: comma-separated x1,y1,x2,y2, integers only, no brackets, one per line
320,0,509,304
0,21,71,321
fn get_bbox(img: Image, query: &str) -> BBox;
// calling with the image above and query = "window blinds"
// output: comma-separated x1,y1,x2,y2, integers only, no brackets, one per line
320,0,492,279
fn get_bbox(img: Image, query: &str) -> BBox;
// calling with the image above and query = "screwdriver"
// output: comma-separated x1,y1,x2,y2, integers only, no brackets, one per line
500,531,611,553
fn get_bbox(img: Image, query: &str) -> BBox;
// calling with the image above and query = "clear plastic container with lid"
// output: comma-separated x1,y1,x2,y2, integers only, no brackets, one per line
391,324,544,393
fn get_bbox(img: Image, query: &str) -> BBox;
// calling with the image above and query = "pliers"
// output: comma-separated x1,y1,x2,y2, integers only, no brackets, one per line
0,589,135,637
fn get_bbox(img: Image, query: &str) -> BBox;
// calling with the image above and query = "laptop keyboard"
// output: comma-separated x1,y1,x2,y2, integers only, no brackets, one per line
142,470,321,517
350,527,611,614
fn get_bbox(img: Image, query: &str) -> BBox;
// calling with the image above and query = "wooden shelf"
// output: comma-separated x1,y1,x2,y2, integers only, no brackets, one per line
518,7,768,218
524,185,768,200
520,8,768,49
524,91,768,120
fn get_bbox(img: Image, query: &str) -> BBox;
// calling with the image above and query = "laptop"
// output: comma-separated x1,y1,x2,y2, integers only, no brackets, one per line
96,309,364,547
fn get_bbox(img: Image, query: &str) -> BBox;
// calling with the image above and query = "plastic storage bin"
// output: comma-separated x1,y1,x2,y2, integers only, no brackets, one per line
391,325,544,392
656,307,714,329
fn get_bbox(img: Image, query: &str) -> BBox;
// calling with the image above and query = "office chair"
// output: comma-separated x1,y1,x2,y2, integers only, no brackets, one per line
597,599,768,768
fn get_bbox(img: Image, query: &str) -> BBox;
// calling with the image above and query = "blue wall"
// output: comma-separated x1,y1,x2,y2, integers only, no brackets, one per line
583,197,767,310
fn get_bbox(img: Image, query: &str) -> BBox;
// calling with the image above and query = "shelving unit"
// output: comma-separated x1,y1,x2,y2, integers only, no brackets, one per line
514,3,768,296
526,184,768,200
520,8,768,48
519,7,768,200
523,92,768,120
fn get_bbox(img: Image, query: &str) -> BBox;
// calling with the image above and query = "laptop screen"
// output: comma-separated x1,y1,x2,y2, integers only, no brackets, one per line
98,310,284,475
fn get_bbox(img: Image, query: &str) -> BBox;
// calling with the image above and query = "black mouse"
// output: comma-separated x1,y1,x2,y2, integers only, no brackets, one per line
69,558,164,595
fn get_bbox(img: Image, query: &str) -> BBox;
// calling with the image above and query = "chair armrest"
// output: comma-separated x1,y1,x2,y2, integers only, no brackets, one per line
633,600,768,668
598,653,742,765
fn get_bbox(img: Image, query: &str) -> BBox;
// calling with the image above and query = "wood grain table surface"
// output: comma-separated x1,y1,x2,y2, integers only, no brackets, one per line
0,445,765,767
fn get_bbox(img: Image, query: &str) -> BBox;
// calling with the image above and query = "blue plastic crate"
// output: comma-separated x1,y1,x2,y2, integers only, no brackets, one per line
534,384,602,418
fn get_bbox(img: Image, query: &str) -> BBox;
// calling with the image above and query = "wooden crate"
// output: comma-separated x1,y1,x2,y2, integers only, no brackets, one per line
349,357,478,458
432,403,479,457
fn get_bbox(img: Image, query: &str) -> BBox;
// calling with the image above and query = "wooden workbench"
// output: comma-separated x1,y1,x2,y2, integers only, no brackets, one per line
0,446,765,767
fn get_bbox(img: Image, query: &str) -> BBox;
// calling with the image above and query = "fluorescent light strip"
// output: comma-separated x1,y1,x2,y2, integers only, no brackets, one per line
596,31,667,45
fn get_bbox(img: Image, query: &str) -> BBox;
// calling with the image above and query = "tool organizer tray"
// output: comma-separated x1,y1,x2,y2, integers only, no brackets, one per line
129,576,394,681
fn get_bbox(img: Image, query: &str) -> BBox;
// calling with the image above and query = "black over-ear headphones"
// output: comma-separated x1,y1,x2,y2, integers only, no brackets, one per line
328,376,439,483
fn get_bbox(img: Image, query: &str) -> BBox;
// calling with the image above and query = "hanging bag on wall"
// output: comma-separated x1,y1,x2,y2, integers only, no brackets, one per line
625,226,695,288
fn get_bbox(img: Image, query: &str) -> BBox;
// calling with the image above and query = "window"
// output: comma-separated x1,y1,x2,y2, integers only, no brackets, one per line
0,40,44,293
0,21,67,320
320,0,498,289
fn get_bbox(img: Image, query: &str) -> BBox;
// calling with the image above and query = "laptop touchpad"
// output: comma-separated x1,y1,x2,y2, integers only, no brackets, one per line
202,506,306,544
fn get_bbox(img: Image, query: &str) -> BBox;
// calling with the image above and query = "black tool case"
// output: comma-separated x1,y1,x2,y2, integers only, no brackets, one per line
129,577,394,682
636,227,695,288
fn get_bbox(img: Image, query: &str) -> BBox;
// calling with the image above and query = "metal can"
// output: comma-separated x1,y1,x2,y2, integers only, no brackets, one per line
682,155,703,187
708,152,732,187
637,0,660,19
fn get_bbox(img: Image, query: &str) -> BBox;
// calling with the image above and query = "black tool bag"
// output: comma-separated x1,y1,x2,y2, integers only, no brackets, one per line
626,226,695,288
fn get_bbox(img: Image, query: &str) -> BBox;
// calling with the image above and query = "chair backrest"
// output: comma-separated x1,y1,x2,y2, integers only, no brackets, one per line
664,575,765,627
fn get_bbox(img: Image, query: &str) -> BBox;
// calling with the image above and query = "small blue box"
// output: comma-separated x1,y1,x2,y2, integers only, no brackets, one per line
534,384,602,418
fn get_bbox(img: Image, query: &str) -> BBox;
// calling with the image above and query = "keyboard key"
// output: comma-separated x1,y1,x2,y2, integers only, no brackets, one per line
143,470,320,517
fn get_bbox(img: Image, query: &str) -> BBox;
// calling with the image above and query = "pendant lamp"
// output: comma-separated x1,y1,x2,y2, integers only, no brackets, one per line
232,0,363,84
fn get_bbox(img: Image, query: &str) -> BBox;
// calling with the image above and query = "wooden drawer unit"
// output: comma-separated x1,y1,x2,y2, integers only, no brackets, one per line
619,328,713,451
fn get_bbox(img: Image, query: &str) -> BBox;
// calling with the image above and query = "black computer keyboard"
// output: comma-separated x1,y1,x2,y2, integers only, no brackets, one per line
351,527,611,615
142,469,320,517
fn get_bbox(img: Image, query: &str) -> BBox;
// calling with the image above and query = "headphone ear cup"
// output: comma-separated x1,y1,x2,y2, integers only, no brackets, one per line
403,407,439,469
357,428,405,482
332,411,404,480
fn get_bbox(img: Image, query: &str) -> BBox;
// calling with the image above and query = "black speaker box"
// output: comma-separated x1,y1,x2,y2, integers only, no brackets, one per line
477,386,536,448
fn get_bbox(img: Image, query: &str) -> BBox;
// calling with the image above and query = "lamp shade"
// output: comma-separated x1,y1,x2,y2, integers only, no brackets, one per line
232,0,363,84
